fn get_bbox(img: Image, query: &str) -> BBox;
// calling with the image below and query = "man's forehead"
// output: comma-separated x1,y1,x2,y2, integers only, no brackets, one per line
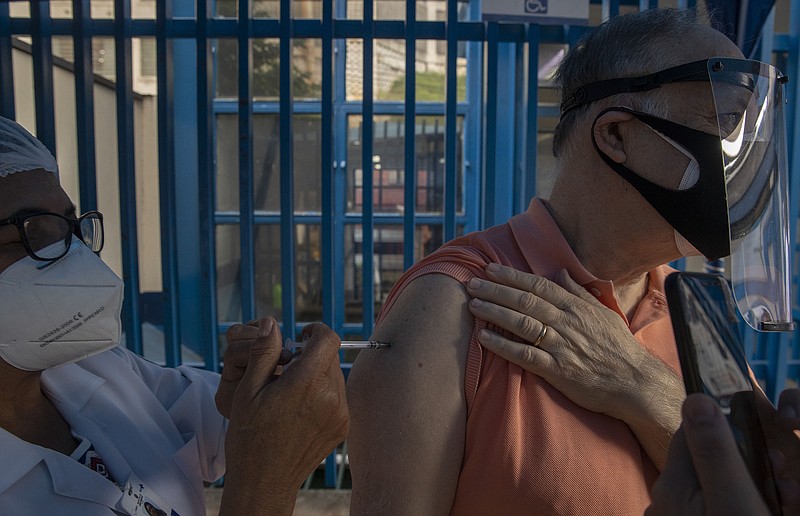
0,169,71,218
668,25,745,63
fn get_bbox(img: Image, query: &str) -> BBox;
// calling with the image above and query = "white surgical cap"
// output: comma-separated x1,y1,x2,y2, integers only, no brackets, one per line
0,116,58,177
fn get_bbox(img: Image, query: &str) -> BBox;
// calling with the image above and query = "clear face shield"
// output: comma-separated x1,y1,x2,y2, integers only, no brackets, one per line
709,59,794,331
563,57,794,333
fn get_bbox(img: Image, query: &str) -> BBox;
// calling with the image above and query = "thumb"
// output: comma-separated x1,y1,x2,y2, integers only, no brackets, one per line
237,317,282,400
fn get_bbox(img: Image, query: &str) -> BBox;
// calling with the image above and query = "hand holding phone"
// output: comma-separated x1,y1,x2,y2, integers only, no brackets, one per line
665,272,783,515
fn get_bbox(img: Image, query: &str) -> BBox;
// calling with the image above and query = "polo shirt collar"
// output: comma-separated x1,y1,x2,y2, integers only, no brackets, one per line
508,198,670,323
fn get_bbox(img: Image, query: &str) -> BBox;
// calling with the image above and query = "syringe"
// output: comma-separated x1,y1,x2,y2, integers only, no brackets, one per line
283,338,390,350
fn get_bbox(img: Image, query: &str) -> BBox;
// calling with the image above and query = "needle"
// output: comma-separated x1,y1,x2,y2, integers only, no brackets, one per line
284,338,390,349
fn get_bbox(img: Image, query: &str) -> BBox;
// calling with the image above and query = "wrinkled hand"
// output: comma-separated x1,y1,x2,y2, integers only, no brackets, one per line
646,393,770,516
466,264,683,468
215,318,293,419
466,264,678,420
218,318,349,516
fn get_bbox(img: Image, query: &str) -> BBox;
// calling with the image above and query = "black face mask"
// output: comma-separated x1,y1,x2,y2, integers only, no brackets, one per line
590,107,731,260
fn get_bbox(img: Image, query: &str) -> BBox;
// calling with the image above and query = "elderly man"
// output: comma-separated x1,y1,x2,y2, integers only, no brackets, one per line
0,116,348,515
348,8,793,515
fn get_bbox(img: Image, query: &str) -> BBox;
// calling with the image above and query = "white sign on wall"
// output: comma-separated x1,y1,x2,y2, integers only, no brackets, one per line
482,0,590,25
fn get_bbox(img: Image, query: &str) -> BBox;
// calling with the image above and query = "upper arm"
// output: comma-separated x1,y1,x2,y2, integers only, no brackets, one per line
347,273,473,516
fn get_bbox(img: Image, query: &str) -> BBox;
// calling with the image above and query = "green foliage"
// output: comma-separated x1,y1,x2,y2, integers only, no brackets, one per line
216,39,319,99
380,71,467,102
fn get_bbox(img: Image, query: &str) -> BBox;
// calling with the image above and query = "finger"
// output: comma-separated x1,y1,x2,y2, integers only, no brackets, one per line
467,276,560,323
476,327,555,375
236,317,283,400
469,296,553,344
220,340,252,381
484,264,575,311
681,394,766,513
226,322,260,343
284,323,342,378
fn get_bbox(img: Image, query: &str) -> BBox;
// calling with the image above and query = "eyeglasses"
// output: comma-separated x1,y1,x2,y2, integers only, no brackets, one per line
0,211,104,261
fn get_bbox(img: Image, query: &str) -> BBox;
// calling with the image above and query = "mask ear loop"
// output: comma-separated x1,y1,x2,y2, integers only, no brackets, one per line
589,106,732,260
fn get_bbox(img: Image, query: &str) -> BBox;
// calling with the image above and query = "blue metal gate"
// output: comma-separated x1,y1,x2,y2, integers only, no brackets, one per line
3,0,800,487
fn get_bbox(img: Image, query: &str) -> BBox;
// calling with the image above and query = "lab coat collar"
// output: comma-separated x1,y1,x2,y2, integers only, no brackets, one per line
0,426,123,507
41,360,106,411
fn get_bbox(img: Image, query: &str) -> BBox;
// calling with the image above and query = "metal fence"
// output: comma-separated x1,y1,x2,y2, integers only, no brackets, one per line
3,0,800,487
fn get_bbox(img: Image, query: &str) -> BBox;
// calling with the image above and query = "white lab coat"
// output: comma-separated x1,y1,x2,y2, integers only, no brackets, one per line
0,346,227,515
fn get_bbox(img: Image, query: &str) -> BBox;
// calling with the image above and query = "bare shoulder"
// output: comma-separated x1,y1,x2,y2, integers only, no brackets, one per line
377,272,472,352
347,273,473,515
348,271,472,411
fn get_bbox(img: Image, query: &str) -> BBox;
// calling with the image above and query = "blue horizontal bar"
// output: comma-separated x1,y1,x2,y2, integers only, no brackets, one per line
212,100,470,116
7,17,592,44
215,213,471,226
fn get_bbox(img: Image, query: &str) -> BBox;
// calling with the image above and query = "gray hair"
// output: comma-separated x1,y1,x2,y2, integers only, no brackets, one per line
552,8,708,161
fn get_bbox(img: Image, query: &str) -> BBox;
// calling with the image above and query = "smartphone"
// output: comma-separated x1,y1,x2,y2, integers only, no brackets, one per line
665,271,782,515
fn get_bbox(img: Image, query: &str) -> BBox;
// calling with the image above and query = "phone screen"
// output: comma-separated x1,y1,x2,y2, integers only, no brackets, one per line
665,272,782,515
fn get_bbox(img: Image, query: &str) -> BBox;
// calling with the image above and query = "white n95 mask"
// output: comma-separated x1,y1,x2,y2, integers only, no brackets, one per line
0,240,124,371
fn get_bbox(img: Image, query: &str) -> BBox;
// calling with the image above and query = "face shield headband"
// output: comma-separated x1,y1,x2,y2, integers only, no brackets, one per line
570,58,794,332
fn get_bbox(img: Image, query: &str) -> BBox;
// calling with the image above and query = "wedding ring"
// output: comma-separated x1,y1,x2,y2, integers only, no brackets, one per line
532,323,548,347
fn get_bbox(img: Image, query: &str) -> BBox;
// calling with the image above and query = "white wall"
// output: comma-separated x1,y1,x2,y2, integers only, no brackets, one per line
11,45,163,292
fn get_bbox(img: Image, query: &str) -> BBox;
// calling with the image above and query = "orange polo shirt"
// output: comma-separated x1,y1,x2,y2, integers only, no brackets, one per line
377,199,680,515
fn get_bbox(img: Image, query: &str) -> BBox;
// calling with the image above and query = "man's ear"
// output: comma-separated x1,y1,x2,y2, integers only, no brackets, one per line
592,109,636,164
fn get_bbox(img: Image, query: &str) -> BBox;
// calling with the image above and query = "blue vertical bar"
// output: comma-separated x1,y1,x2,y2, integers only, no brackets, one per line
321,0,334,328
279,0,296,339
512,40,525,215
638,0,658,9
321,0,338,490
333,15,347,336
601,0,620,21
464,0,483,233
30,1,57,155
73,0,97,212
525,24,539,204
197,0,219,370
361,0,375,336
238,0,255,322
444,0,457,242
770,335,789,401
157,0,182,367
786,0,800,373
172,0,202,361
115,0,143,355
484,23,499,228
403,0,417,270
494,42,516,224
0,2,15,120
790,0,800,379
